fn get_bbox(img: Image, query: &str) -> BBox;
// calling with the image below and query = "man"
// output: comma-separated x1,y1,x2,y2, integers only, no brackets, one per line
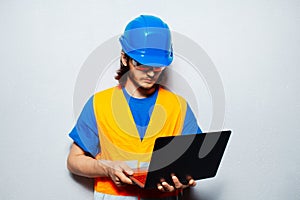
67,15,202,200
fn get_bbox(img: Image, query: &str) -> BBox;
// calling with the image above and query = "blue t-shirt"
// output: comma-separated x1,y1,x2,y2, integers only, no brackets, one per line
69,88,202,157
122,87,158,140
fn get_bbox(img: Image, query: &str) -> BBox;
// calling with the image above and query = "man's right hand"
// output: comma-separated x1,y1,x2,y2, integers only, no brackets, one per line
98,160,134,186
67,143,134,187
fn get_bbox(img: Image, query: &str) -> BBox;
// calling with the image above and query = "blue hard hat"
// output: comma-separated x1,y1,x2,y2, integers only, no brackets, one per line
119,15,173,67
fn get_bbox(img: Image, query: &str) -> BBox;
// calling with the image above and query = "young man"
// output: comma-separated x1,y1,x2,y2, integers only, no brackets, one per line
67,15,202,200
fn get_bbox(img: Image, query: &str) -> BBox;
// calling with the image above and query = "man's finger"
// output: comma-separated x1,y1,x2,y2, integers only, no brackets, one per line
188,179,197,187
120,163,134,176
115,171,133,185
162,181,175,192
172,175,183,189
157,183,164,191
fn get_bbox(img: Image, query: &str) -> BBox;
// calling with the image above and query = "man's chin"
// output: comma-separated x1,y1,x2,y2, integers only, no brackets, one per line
138,83,156,90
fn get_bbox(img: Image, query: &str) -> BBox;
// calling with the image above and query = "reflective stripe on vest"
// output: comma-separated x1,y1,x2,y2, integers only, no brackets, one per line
93,86,187,197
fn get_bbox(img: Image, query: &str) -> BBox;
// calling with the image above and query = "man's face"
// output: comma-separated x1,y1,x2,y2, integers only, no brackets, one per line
127,59,165,90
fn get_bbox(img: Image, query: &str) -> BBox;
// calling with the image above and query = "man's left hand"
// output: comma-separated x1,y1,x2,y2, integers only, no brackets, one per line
157,175,197,192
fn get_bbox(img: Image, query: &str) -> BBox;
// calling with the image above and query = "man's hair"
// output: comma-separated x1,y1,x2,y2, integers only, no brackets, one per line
114,51,166,87
114,53,130,87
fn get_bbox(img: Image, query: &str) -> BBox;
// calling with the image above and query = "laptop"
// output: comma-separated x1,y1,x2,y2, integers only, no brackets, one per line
129,130,231,189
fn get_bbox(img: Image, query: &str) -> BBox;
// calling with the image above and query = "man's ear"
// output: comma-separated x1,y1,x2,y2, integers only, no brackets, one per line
121,51,128,66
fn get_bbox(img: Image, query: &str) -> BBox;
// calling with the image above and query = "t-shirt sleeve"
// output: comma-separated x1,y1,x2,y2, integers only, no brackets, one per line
182,103,202,135
69,96,100,157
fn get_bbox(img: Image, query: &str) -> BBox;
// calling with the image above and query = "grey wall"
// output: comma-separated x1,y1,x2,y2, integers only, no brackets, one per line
0,0,299,199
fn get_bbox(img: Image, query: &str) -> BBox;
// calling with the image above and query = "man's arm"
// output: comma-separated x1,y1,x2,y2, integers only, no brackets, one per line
67,143,133,185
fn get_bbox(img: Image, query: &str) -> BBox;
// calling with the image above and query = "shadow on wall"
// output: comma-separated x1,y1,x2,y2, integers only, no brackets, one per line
182,182,223,200
69,172,94,192
67,143,94,192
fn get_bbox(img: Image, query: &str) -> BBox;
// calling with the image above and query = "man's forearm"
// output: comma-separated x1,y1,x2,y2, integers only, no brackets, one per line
67,143,108,178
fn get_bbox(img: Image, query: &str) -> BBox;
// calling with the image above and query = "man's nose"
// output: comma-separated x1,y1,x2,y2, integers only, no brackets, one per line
146,69,155,77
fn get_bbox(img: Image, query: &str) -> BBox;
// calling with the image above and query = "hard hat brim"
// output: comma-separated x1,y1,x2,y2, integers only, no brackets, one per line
125,48,173,67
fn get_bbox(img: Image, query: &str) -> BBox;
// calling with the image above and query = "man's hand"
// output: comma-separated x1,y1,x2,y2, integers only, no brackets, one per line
98,160,134,186
157,175,197,192
67,144,133,187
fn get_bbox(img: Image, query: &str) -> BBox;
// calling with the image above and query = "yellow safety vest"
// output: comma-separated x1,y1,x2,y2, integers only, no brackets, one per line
93,86,187,198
